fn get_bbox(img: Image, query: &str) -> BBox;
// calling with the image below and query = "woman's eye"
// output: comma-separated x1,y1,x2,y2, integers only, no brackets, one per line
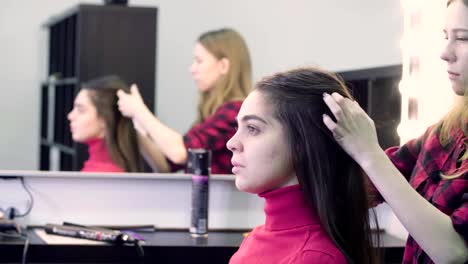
76,107,86,114
247,125,259,135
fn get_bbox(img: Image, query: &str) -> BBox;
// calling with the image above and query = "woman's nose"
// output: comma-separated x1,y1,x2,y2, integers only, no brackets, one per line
226,133,240,152
190,63,197,75
440,41,455,63
67,110,74,121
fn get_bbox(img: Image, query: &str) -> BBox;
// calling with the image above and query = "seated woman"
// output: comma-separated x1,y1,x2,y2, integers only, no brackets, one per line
67,75,143,172
227,68,379,264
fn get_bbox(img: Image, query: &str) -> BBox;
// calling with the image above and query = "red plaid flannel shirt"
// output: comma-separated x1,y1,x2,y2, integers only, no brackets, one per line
371,125,467,263
168,101,241,174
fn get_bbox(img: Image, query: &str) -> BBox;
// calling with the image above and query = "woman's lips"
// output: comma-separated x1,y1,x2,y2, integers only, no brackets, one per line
231,160,244,174
448,71,460,80
232,166,241,174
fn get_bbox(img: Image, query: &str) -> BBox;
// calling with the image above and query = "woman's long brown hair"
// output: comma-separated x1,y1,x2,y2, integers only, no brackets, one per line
82,75,143,172
256,67,380,264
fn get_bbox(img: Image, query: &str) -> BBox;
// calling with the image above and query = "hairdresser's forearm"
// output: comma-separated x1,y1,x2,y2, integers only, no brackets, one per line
137,133,170,172
134,108,187,165
361,150,468,264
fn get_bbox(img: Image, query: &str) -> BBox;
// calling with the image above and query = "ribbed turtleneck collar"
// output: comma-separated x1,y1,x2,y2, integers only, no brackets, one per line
86,137,109,162
259,184,320,231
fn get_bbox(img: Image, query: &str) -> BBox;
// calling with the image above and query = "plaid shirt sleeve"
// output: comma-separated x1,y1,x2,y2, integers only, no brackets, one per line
167,101,241,173
182,101,240,151
367,128,429,206
386,127,429,178
369,125,467,263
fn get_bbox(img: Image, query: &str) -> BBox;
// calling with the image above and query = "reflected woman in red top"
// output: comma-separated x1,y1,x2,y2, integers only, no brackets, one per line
67,76,143,172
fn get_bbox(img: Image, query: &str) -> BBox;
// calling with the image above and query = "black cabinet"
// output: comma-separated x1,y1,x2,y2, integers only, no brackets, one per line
40,4,157,171
337,65,402,149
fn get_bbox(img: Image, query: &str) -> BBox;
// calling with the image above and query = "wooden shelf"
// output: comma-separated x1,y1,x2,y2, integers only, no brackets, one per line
39,4,157,171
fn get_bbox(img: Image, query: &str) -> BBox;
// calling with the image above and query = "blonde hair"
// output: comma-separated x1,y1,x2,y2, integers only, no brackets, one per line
196,28,252,123
438,95,468,179
439,0,468,179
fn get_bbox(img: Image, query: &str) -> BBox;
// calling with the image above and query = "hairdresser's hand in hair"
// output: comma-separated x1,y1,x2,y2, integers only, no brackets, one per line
117,84,187,165
322,92,381,165
116,84,147,119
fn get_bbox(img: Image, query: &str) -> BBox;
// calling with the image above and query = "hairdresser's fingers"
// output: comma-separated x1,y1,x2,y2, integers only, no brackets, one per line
331,93,369,124
330,92,355,116
323,113,345,140
322,93,345,122
130,84,142,97
330,92,346,103
116,89,125,99
322,113,336,132
117,100,126,114
343,97,372,124
116,92,132,116
349,98,367,116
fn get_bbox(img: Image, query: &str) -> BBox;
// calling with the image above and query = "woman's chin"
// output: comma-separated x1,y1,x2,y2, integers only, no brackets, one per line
235,178,259,194
71,134,85,143
235,178,248,192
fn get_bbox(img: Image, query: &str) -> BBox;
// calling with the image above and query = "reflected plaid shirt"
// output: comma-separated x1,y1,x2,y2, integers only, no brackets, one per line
168,101,241,175
371,125,467,264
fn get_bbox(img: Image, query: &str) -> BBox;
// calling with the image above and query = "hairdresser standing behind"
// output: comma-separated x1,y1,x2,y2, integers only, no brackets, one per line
117,28,252,174
322,0,468,263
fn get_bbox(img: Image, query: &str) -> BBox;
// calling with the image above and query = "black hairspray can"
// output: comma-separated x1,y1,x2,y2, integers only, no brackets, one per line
188,148,211,237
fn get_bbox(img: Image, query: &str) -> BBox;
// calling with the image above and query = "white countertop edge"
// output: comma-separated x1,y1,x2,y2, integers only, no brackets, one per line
0,170,235,181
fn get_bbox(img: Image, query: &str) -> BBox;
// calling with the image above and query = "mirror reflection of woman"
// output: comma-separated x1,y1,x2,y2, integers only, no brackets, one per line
117,28,252,174
323,0,468,263
68,76,143,172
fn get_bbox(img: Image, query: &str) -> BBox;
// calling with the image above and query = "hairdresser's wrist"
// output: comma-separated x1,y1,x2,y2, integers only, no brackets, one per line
355,145,386,172
132,118,148,137
132,102,150,119
135,105,155,128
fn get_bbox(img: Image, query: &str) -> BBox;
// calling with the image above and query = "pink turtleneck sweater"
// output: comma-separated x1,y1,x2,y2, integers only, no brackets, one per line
230,184,346,264
81,138,124,173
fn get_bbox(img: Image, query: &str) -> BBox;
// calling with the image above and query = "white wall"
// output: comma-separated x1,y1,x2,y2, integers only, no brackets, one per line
0,0,402,170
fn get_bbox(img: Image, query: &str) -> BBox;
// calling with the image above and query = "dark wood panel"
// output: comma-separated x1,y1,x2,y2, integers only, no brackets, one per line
337,65,402,149
78,5,156,110
40,4,157,171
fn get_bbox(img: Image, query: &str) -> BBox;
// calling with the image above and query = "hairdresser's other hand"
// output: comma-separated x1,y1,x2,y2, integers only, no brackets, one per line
116,84,147,118
322,92,382,164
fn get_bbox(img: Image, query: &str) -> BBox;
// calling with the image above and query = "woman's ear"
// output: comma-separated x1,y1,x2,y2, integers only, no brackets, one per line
219,58,230,75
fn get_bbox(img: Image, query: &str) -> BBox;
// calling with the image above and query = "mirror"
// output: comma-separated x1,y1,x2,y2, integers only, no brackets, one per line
0,0,403,171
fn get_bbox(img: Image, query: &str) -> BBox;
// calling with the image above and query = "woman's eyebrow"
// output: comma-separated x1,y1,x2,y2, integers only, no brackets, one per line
444,28,468,33
236,114,268,125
